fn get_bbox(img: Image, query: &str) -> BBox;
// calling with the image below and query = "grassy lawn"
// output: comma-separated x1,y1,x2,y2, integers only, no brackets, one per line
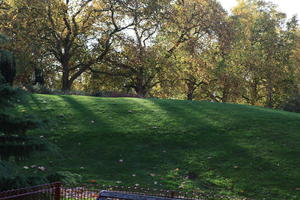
16,94,300,199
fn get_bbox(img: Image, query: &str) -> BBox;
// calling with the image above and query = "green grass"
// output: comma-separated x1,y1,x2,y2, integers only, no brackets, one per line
16,94,300,199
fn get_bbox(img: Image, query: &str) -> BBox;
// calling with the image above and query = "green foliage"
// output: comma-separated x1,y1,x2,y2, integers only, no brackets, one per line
17,94,300,200
1,0,300,108
281,94,300,113
25,84,52,94
0,44,44,161
0,88,45,161
47,171,82,185
0,176,29,191
0,34,8,43
0,161,15,180
0,68,52,190
0,113,37,134
0,74,16,105
0,50,16,85
0,161,48,191
0,134,47,161
227,0,299,107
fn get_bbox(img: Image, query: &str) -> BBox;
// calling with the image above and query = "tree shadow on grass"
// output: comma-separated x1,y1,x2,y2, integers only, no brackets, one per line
24,95,300,199
142,99,300,199
56,96,175,182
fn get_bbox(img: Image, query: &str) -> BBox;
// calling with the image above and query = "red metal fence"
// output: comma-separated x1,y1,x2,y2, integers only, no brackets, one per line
0,183,100,200
0,182,61,200
60,185,98,199
0,183,247,200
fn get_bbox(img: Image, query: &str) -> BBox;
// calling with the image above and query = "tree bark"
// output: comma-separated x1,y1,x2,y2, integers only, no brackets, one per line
266,84,273,108
134,69,149,97
135,86,148,97
187,92,194,101
186,82,195,101
250,80,259,105
221,88,229,103
62,66,71,92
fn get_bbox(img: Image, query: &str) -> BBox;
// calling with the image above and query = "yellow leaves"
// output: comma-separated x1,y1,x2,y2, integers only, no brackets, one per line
92,0,106,11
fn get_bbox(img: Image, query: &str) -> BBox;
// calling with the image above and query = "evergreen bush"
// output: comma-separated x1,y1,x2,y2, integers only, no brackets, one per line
0,50,16,85
0,35,49,190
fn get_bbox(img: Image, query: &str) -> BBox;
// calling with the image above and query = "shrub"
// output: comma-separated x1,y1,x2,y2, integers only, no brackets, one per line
25,84,52,94
0,50,16,85
92,91,142,98
0,36,52,190
47,171,82,185
281,94,300,113
0,161,46,191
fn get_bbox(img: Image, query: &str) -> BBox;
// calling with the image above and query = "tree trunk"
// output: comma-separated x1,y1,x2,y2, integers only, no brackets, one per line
61,58,74,92
186,83,195,101
266,84,273,108
187,92,193,101
250,81,258,105
62,69,71,92
221,86,229,103
34,67,45,86
134,70,148,97
135,85,148,97
221,76,230,103
185,80,197,101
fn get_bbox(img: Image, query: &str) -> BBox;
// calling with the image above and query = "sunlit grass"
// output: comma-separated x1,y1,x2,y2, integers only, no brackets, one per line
17,94,300,200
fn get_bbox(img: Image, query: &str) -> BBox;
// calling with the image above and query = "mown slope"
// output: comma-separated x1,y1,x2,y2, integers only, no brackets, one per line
17,94,300,199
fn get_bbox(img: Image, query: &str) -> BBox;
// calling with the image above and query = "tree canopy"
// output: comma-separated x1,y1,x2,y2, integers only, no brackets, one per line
0,0,299,108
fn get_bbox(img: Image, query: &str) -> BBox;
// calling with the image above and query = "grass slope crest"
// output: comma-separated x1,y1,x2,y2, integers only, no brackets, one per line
17,94,300,200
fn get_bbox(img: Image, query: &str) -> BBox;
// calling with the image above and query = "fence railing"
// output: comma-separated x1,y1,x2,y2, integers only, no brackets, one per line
59,184,244,200
60,185,99,200
0,183,248,200
0,182,61,200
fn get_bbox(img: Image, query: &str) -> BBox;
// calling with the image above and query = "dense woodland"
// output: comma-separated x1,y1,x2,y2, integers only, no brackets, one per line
1,0,300,108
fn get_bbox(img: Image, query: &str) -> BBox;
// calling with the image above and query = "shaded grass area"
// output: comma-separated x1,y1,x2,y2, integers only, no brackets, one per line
16,94,300,199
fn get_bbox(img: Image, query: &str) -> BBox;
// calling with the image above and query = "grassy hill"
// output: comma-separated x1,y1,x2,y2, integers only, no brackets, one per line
16,94,300,199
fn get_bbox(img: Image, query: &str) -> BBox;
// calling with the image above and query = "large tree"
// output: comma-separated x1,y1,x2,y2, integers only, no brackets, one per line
89,0,170,96
1,0,135,91
229,0,299,107
91,0,231,97
159,0,233,101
